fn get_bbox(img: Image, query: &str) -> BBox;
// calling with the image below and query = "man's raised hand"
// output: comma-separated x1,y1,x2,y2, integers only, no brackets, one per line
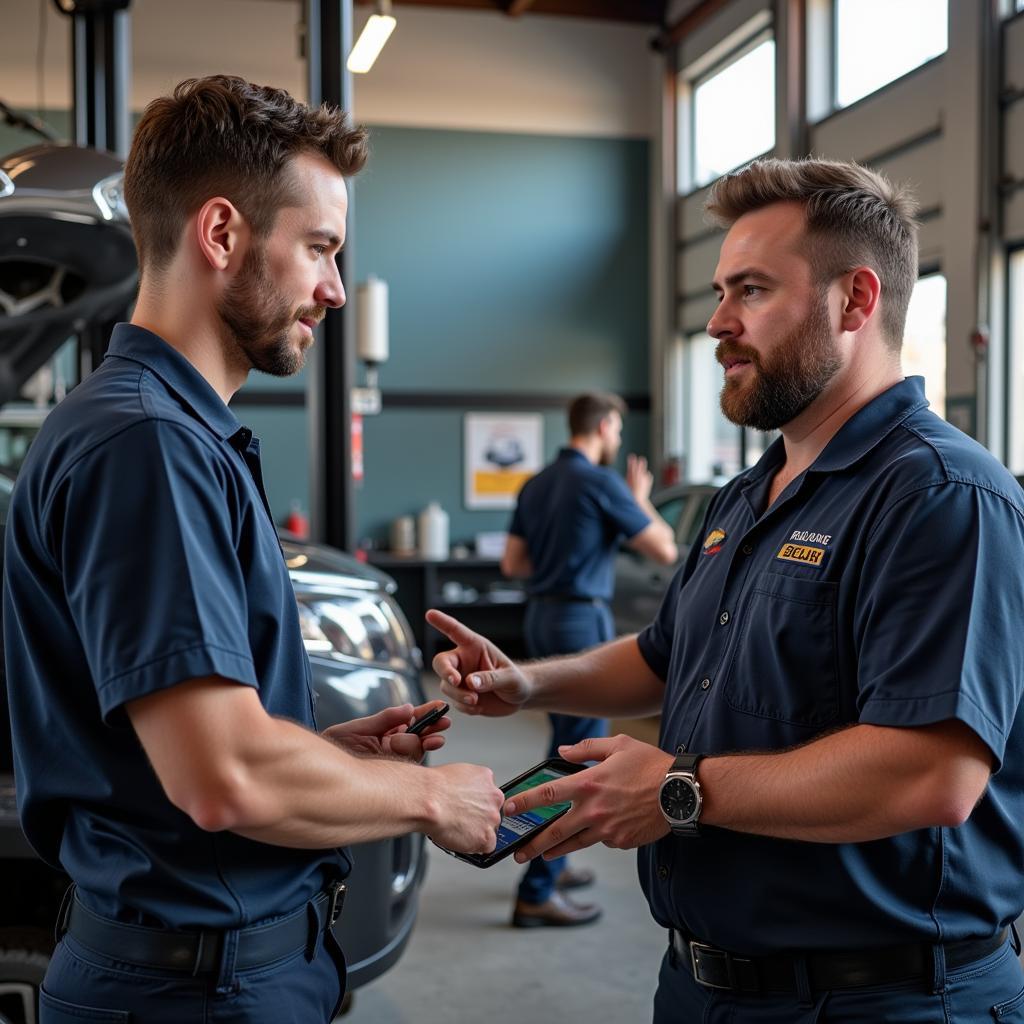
426,609,532,717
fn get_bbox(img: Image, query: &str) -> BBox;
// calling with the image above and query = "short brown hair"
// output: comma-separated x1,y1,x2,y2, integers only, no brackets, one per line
124,75,368,275
568,392,627,436
705,158,919,349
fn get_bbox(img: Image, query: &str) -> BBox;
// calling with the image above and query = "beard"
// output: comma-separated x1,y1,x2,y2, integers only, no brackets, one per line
717,292,841,432
217,243,324,377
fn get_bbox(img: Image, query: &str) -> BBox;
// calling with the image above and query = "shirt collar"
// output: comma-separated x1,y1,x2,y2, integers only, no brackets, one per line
558,447,589,461
743,376,929,484
106,323,244,443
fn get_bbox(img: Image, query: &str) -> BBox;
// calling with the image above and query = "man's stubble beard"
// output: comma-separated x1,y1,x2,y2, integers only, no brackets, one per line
217,243,323,378
718,291,842,432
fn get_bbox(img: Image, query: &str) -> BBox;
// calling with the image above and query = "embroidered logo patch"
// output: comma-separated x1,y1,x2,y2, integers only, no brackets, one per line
702,528,727,556
776,543,826,567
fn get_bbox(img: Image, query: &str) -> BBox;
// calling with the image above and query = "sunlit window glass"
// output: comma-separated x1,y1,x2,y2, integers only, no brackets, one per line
902,273,947,418
1008,252,1024,473
692,38,775,188
684,333,741,481
835,0,947,108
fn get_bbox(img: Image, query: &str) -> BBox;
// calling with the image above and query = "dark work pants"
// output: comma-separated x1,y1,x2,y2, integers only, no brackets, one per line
653,937,1024,1023
517,598,613,906
39,905,346,1023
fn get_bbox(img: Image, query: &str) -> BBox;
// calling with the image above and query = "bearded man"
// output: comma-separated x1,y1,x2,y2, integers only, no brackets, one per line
429,157,1024,1023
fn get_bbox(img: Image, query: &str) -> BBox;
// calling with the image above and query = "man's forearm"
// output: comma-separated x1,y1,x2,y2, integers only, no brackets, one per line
521,636,665,719
699,720,992,843
190,717,438,848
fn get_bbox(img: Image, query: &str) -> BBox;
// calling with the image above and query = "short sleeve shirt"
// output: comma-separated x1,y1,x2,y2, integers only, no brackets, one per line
510,448,650,600
3,324,348,928
636,377,1024,952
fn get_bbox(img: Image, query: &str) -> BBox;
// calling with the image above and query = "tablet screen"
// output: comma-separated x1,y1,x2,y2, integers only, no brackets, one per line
493,765,572,854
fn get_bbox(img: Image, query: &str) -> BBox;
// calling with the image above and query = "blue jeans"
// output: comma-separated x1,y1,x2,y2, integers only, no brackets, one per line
517,598,613,906
653,936,1024,1023
39,913,346,1023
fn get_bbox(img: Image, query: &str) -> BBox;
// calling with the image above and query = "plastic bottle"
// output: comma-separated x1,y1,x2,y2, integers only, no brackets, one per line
418,502,449,560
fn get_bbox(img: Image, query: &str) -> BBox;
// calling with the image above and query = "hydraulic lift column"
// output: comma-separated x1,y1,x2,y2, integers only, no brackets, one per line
305,0,356,551
55,0,134,377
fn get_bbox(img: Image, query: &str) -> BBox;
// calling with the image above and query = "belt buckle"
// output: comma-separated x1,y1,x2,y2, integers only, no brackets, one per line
689,940,733,990
327,881,346,929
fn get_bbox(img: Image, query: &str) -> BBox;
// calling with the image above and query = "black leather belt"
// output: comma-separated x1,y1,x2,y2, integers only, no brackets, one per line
669,927,1008,995
62,882,346,975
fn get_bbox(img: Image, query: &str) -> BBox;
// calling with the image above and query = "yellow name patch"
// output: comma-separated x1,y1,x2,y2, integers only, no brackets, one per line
776,543,826,567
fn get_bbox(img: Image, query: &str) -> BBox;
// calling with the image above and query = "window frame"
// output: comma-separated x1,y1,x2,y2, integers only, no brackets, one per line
829,0,949,114
684,26,776,193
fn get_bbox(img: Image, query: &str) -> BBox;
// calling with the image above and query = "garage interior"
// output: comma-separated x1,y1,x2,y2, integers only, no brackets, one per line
2,0,1024,1020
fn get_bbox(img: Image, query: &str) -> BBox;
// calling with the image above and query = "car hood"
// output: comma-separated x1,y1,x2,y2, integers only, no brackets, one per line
280,534,395,593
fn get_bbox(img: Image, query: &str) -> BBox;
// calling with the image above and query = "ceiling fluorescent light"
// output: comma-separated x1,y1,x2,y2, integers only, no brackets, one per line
347,3,396,75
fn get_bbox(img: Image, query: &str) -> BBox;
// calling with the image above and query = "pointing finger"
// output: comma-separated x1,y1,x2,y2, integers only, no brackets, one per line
503,774,577,817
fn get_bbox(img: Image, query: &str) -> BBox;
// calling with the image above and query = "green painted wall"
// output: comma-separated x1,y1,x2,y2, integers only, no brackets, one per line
3,116,651,548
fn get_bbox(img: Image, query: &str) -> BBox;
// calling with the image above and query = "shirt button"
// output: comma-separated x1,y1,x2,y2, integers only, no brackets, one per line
657,865,669,881
719,611,730,625
742,543,754,555
700,678,711,690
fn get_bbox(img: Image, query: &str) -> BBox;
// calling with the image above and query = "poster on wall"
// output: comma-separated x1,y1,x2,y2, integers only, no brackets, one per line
464,412,543,510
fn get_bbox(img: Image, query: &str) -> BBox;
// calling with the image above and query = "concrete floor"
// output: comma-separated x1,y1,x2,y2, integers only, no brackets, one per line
344,675,667,1023
344,677,1024,1022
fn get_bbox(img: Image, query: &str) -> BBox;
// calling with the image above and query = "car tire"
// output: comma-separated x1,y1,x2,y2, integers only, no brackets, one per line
0,932,49,1024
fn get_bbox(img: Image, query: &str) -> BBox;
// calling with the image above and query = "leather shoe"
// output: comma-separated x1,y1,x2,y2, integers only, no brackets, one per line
511,891,602,928
555,866,595,891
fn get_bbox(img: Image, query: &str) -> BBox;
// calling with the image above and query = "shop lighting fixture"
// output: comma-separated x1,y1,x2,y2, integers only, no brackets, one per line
347,0,396,75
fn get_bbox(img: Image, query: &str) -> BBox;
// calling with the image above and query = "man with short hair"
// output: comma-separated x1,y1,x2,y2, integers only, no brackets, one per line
433,157,1024,1021
3,76,504,1022
500,392,677,927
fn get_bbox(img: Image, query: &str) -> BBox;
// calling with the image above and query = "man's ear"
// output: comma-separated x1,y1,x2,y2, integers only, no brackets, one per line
838,266,882,334
194,197,249,272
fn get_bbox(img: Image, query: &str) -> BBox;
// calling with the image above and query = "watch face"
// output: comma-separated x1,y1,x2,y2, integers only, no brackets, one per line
660,776,697,822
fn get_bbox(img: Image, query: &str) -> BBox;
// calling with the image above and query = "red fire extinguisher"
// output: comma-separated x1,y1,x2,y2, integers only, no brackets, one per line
285,500,309,539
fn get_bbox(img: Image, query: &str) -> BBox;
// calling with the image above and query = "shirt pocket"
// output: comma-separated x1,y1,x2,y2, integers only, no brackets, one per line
721,571,840,728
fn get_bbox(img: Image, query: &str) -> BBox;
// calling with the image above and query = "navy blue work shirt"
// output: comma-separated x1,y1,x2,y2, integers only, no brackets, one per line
509,447,650,600
3,324,348,928
637,377,1024,953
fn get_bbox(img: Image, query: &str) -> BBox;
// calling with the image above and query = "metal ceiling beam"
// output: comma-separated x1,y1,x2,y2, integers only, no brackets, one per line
305,0,357,551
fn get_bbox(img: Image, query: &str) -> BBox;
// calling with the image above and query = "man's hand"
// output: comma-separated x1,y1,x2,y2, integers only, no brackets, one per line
427,609,532,717
322,701,450,762
427,762,505,854
626,454,654,503
504,735,675,861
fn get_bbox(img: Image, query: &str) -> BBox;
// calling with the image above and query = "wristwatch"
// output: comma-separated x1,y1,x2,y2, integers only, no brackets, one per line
659,753,704,837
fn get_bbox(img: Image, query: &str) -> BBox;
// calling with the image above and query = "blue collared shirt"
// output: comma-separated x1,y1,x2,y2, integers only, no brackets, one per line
3,324,347,928
510,447,650,600
637,377,1024,952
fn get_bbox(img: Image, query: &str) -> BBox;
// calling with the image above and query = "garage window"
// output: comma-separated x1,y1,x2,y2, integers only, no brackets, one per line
690,35,775,190
902,272,947,419
683,332,742,482
1008,251,1024,474
834,0,947,109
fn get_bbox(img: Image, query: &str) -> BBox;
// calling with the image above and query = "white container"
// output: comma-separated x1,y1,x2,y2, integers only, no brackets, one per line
418,502,449,560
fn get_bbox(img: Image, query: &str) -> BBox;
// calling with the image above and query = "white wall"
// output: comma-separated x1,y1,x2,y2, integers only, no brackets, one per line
0,0,659,139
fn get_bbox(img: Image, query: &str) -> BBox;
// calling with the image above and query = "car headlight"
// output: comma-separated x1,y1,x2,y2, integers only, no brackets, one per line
296,591,416,669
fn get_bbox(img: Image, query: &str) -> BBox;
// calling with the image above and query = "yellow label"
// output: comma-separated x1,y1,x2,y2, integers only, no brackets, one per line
776,543,826,567
472,470,532,497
